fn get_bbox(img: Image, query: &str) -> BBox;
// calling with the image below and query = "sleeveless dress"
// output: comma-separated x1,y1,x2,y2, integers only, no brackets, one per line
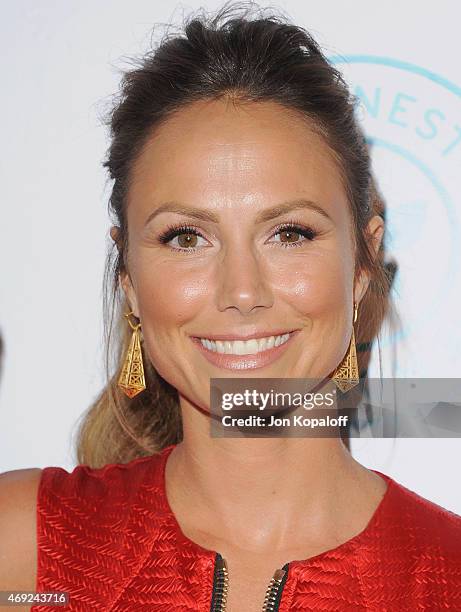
33,443,461,611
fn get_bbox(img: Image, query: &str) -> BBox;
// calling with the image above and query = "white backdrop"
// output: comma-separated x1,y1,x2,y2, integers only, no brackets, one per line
1,0,460,513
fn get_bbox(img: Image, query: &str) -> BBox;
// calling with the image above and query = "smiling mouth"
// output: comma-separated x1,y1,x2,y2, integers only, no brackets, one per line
193,332,294,355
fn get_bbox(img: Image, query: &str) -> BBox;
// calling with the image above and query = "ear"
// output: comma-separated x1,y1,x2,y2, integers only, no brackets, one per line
110,225,140,318
110,225,121,249
354,214,385,305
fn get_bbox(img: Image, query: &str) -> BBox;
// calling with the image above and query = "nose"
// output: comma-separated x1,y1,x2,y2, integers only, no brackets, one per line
215,244,274,315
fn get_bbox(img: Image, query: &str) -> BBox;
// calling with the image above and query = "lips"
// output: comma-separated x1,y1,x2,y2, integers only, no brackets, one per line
190,330,300,370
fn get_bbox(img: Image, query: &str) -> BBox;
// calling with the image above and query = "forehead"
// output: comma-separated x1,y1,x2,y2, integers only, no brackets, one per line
128,98,346,214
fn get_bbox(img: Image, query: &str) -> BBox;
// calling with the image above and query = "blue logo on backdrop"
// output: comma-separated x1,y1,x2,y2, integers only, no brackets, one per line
329,56,461,371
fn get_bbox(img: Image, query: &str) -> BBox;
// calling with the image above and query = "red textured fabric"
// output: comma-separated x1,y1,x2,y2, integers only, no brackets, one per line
33,444,461,611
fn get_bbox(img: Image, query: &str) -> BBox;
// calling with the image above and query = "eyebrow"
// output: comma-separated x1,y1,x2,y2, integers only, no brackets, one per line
143,199,332,227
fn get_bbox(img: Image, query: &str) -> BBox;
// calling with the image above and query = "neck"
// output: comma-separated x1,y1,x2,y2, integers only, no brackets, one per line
165,381,383,554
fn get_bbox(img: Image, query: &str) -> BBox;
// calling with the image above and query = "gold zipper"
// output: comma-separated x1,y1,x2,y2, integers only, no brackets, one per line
211,553,289,612
211,554,229,611
262,568,288,611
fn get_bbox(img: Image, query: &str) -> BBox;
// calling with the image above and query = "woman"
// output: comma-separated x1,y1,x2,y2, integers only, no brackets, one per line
1,4,460,611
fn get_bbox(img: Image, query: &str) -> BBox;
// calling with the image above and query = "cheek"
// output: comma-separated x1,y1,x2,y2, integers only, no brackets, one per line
280,248,354,319
135,260,210,329
133,261,211,383
281,248,355,375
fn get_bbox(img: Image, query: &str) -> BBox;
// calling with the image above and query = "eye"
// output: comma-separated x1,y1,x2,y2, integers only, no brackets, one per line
158,223,209,252
270,223,318,248
157,220,319,253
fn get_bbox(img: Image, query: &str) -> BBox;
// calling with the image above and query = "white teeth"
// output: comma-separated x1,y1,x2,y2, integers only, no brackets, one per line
199,333,290,355
258,337,268,351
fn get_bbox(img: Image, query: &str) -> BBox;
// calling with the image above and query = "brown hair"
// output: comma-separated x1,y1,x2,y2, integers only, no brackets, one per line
75,2,394,468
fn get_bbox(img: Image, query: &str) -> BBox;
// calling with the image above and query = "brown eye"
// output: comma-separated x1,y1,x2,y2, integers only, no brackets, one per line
158,224,208,251
279,229,300,243
269,224,317,248
177,232,198,248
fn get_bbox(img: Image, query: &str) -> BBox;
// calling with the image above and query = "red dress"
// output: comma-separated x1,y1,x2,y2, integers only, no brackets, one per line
33,443,461,611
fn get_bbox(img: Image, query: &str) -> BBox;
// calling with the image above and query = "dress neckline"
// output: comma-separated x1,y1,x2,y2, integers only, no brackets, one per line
155,443,395,566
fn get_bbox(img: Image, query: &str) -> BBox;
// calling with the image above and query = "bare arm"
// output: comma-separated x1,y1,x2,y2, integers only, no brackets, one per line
0,468,42,596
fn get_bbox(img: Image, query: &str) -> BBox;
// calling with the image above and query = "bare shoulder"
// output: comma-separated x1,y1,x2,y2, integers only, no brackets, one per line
0,468,42,591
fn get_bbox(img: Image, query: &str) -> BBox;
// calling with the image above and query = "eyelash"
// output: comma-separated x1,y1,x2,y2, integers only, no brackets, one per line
157,220,319,253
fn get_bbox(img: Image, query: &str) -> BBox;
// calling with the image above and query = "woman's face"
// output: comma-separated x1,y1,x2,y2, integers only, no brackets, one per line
114,98,383,410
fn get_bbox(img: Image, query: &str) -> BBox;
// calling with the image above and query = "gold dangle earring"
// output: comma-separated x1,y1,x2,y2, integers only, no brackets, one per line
332,302,360,393
118,311,146,398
